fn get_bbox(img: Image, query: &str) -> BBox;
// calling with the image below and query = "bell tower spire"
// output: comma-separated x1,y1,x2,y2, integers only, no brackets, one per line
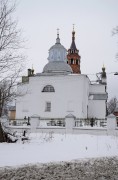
72,24,75,41
67,25,81,74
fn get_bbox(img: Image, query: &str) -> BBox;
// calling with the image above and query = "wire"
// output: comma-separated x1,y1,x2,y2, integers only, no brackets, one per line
86,72,117,76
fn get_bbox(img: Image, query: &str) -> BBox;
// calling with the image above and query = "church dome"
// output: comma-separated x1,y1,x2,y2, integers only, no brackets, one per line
43,29,73,74
47,30,67,62
48,43,67,62
43,61,72,74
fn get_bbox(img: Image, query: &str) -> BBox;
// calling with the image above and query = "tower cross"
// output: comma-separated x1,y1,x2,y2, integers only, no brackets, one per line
73,24,75,31
57,28,59,34
56,28,60,43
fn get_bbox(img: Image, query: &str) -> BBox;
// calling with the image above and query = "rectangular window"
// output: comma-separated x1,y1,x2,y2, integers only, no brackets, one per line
45,102,51,112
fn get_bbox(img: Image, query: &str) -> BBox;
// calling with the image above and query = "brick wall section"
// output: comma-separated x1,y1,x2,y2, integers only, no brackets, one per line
67,53,81,74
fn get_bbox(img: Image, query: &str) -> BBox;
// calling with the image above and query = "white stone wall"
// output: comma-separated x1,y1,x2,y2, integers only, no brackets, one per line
89,84,105,93
88,83,107,119
16,83,31,119
16,74,89,119
16,73,107,120
88,100,106,119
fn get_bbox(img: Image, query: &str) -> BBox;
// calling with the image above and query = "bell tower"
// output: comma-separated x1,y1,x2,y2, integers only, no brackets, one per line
67,26,81,74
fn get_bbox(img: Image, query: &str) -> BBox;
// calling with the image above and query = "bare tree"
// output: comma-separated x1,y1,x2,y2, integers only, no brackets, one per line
0,0,25,113
107,97,117,115
0,0,26,142
0,74,17,117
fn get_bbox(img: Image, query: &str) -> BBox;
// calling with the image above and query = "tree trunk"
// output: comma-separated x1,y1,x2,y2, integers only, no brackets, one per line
0,122,6,142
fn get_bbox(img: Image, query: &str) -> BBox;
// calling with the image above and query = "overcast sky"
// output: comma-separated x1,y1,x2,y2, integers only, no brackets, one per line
15,0,118,100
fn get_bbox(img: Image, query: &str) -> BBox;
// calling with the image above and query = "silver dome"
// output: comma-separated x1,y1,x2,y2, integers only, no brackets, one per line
43,61,73,74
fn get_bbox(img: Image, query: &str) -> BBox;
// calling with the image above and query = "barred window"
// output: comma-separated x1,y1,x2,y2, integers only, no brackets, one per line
45,102,51,112
42,85,55,92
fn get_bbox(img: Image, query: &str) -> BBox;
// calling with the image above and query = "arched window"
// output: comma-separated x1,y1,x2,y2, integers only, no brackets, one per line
42,85,55,92
71,58,73,64
76,59,78,65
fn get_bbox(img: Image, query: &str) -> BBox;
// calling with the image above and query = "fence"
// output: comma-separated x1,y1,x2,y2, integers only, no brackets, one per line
75,118,107,128
9,119,29,126
1,115,118,135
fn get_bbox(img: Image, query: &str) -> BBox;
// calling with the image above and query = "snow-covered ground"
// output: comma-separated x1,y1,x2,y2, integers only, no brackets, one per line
0,133,118,168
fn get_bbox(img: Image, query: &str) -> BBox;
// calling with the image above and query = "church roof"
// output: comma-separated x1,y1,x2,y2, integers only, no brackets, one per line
69,29,78,51
43,61,72,74
70,39,77,50
49,43,66,51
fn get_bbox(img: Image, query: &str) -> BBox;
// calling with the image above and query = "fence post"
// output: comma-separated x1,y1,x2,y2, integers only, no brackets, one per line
30,116,40,132
65,114,75,134
107,114,116,134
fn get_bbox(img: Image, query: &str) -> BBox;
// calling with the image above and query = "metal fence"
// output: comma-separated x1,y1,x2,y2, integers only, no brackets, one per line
9,119,29,126
75,118,107,128
40,119,65,127
9,118,107,128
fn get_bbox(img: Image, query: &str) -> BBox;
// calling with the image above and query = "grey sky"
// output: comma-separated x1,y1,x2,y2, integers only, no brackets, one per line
15,0,118,99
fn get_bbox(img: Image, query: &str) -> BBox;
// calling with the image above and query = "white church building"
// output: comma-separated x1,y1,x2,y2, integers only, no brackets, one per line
15,29,108,132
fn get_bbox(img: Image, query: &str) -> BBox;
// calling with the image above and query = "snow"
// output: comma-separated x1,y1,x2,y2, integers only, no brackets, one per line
0,133,118,168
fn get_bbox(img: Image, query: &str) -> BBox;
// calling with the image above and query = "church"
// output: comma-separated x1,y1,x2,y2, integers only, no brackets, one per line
15,28,107,129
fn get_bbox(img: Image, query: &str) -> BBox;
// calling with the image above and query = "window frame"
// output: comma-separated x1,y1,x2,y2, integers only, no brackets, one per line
45,102,51,112
42,85,55,92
